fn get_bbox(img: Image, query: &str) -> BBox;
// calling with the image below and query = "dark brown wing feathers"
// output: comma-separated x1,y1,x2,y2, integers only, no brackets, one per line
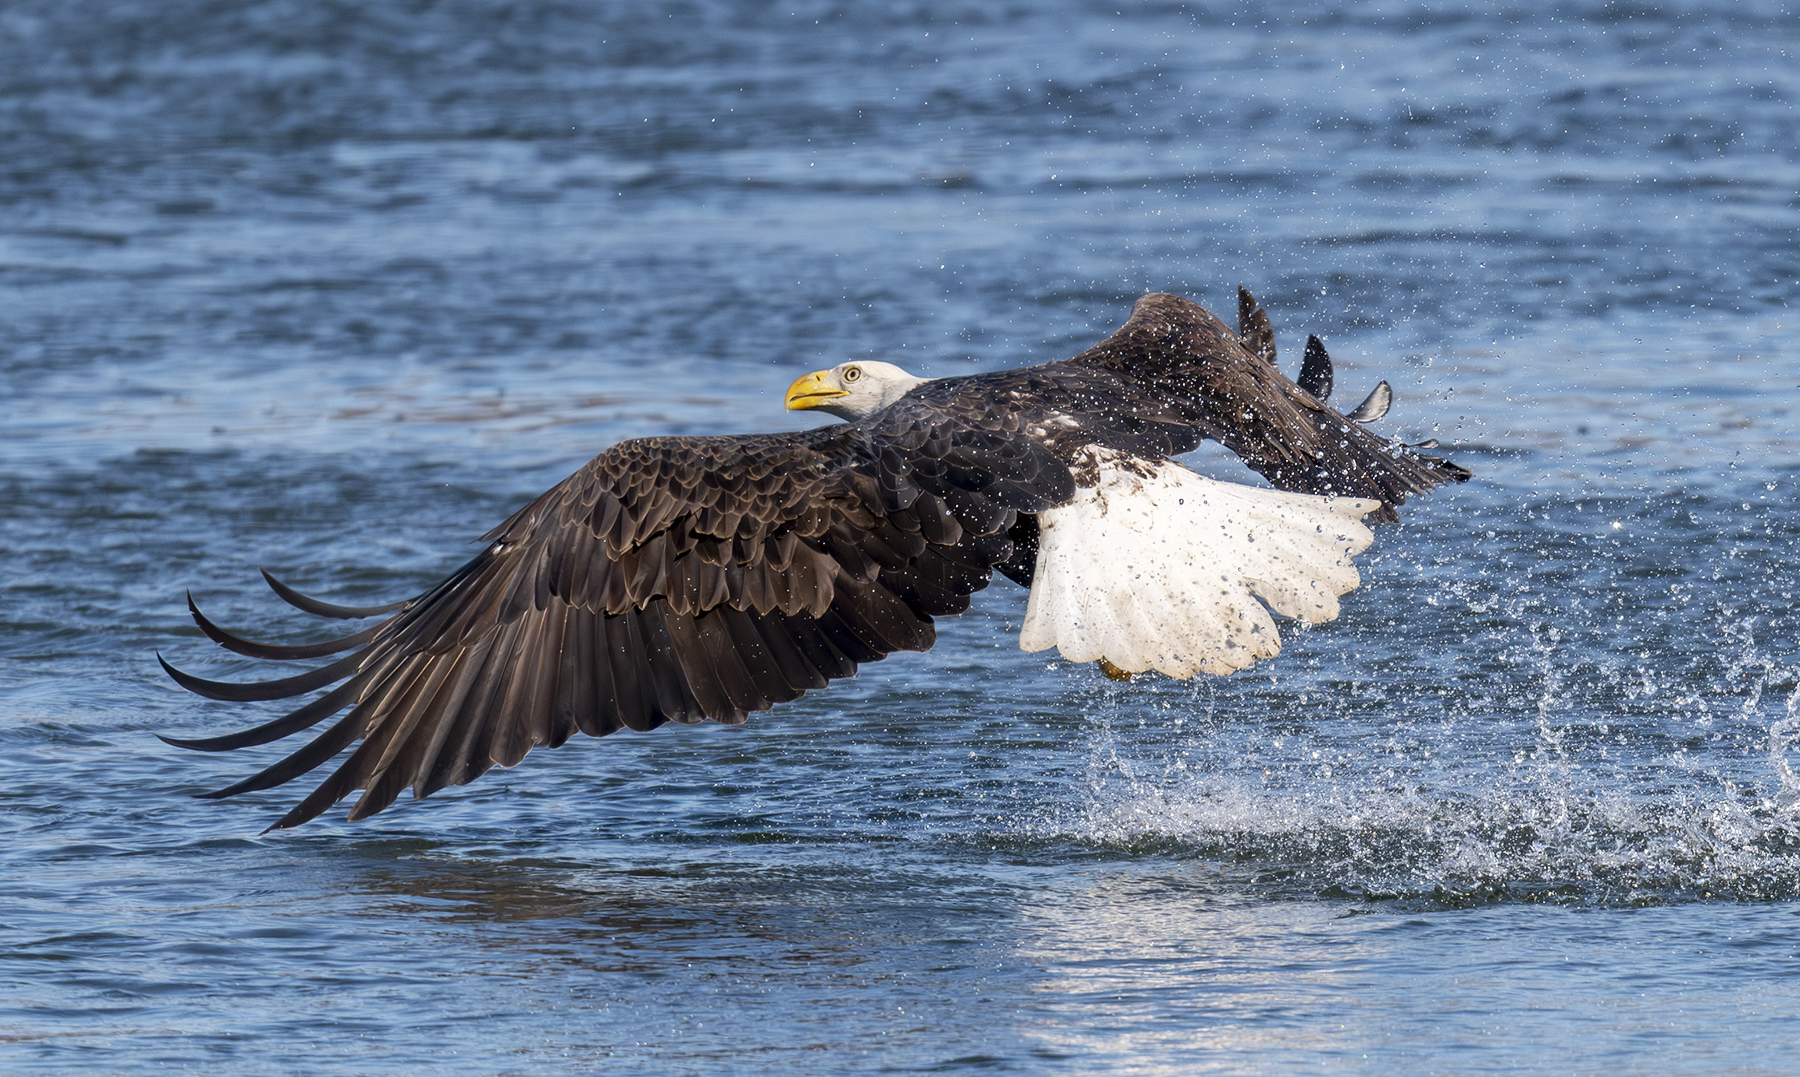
165,292,1467,828
165,424,1045,828
1298,335,1334,402
1066,292,1468,522
1237,285,1277,365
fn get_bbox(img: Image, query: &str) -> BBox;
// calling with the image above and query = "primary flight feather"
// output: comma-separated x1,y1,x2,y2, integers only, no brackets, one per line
162,291,1468,829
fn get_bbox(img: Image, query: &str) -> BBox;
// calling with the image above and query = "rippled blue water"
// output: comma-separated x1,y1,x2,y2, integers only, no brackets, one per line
5,1,1800,1073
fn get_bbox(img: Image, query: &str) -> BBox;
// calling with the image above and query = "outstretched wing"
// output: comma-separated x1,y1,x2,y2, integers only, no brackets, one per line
1067,292,1468,521
164,420,1073,829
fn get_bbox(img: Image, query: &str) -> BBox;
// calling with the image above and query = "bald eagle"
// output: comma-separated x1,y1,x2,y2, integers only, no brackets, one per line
162,291,1467,829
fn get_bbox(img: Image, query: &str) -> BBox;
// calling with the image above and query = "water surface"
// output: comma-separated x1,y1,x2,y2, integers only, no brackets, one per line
4,2,1800,1073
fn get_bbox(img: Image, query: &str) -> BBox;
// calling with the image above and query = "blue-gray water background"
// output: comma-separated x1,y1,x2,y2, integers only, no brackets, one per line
5,1,1800,1073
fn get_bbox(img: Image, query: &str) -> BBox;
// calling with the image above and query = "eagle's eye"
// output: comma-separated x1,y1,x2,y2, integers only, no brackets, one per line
842,365,862,383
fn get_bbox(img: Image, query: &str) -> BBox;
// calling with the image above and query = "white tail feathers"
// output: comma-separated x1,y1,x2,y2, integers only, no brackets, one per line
1018,453,1380,678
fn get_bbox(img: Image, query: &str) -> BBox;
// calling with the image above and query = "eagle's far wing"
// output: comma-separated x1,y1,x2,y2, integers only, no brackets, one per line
1066,292,1469,522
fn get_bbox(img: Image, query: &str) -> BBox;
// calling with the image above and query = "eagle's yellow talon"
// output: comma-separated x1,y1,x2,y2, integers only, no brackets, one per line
1097,658,1133,682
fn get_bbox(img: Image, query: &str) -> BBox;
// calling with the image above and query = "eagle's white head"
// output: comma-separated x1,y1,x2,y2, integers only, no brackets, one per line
785,361,931,421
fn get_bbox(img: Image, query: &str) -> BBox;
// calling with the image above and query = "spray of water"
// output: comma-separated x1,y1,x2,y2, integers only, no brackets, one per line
1049,609,1800,907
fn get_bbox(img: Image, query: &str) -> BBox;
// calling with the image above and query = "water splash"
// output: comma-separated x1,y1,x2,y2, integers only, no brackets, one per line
1062,760,1800,906
1767,685,1800,814
1052,609,1800,907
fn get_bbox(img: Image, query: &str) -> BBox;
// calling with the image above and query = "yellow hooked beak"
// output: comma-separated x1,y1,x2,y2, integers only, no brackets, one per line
785,369,848,411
